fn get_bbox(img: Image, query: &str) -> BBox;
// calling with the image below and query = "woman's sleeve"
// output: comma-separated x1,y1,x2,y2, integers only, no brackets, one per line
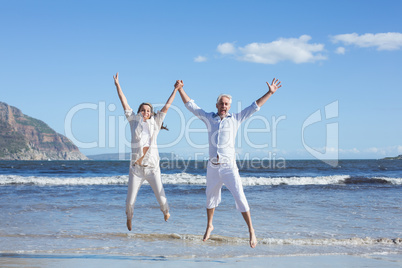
124,109,135,121
154,111,167,127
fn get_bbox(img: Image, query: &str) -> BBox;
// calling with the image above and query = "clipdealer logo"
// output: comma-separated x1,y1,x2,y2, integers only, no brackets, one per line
64,100,339,166
301,101,339,167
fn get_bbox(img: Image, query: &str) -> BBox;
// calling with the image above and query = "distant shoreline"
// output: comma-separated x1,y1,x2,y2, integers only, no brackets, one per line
382,154,402,160
1,154,400,161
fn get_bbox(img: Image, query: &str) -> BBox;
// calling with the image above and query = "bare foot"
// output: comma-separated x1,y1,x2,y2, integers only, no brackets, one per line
164,212,170,222
126,219,132,231
249,229,257,248
203,225,214,241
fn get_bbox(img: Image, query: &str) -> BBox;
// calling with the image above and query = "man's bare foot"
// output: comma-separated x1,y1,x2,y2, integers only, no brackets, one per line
203,225,214,241
126,219,132,231
249,229,257,248
164,212,170,222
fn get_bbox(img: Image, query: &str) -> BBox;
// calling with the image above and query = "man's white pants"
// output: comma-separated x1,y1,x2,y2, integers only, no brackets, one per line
126,165,169,220
206,161,250,212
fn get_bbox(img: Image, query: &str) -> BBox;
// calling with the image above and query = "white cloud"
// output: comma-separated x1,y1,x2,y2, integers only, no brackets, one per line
217,35,326,64
339,148,360,154
364,145,402,156
308,147,361,155
331,32,402,51
306,146,402,158
217,42,236,54
194,56,207,62
335,47,345,54
367,147,381,153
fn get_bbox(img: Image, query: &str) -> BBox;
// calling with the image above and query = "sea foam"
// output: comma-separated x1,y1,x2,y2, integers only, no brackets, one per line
1,174,401,186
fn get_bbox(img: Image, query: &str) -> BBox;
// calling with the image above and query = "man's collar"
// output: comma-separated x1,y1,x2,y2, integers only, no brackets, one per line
213,112,232,119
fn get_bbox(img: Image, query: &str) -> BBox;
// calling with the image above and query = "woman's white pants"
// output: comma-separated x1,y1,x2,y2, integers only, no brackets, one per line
126,165,169,220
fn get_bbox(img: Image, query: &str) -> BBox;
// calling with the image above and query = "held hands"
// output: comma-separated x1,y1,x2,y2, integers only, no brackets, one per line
174,80,184,90
161,80,183,114
266,78,282,94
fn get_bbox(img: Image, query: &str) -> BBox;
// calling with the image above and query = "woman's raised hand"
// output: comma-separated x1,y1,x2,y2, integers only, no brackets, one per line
113,73,120,86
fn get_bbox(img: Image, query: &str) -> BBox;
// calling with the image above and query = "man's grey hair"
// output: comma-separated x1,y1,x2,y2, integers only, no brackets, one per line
216,94,232,104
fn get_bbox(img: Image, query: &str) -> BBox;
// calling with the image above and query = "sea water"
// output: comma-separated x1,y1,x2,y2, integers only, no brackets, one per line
0,159,401,259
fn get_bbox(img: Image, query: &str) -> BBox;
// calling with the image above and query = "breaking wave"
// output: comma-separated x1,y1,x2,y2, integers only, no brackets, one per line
0,174,401,186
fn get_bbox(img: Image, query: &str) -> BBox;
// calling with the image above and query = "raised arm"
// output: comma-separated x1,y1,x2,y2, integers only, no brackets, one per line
161,80,182,113
113,73,131,111
176,80,191,104
255,78,282,107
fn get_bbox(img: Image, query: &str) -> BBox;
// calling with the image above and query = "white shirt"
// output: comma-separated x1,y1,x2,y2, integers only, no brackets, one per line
140,121,151,147
185,100,260,164
125,109,166,167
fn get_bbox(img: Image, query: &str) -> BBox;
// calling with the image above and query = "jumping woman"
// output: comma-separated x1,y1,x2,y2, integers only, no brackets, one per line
113,73,180,231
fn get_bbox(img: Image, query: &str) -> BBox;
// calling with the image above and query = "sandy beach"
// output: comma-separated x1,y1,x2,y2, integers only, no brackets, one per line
1,160,401,267
1,253,402,267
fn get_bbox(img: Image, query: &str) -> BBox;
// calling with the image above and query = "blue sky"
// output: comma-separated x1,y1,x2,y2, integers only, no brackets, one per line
1,0,401,160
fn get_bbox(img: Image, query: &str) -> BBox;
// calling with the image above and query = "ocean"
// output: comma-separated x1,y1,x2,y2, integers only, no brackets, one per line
0,159,401,263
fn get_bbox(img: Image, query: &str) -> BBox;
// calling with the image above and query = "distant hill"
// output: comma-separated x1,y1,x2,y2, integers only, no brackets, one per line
0,101,88,160
382,155,402,160
87,152,178,161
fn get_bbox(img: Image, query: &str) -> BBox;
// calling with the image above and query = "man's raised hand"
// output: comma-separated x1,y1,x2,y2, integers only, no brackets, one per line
267,78,282,94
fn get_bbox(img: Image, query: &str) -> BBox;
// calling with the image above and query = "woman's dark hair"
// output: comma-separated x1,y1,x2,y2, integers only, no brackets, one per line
137,103,168,130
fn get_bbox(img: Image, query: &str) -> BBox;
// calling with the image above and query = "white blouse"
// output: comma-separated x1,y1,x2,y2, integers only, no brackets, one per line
140,121,151,147
124,109,166,167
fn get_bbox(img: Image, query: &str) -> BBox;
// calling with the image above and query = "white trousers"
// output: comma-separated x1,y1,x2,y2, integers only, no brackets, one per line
126,164,169,220
206,161,250,212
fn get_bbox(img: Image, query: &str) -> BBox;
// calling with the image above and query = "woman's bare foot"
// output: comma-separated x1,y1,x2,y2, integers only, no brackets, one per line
126,219,132,231
203,225,214,241
164,212,170,222
249,229,257,248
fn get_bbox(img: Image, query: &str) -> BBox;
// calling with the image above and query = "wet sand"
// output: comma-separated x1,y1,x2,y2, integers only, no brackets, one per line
1,253,401,267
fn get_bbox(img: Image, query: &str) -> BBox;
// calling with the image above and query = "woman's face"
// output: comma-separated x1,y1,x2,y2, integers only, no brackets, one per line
140,104,152,121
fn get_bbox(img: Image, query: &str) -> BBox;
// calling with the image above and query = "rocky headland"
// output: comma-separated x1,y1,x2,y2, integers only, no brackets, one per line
382,155,402,160
0,101,88,160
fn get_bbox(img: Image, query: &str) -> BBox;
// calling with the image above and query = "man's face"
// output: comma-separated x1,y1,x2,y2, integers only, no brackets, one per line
216,96,231,119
